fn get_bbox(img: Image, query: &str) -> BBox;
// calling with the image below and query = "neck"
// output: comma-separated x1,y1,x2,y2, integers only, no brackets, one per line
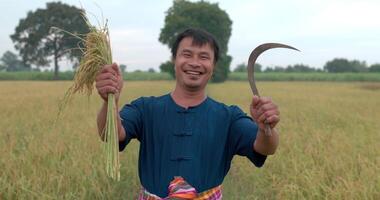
171,85,206,109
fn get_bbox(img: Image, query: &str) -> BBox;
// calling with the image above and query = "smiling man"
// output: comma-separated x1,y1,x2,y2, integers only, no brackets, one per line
95,28,280,199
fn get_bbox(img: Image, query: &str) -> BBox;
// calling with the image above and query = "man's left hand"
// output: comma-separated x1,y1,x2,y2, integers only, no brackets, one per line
250,95,280,130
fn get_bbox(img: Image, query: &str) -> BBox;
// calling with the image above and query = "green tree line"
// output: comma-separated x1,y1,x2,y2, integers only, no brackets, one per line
233,60,380,73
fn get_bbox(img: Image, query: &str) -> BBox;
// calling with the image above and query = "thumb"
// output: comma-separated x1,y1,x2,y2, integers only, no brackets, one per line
251,95,260,108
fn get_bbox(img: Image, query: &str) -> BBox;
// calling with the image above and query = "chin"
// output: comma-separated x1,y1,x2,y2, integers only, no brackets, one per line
183,80,203,90
185,82,201,89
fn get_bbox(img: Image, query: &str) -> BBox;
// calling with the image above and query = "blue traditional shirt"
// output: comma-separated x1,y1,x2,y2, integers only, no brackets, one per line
119,93,266,198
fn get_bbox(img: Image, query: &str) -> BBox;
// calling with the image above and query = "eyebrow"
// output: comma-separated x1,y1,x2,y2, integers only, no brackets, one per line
199,52,211,56
181,49,193,54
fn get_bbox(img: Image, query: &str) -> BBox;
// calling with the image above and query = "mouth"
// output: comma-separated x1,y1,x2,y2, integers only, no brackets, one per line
184,70,203,76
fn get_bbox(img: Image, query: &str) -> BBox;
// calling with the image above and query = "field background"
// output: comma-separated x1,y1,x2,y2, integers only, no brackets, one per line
1,72,380,82
1,81,379,199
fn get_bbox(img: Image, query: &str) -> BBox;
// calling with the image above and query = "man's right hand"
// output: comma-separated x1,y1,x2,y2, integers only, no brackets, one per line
95,63,124,102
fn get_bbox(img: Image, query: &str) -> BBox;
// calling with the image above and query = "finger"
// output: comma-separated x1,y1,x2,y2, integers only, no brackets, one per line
100,64,117,76
266,115,280,124
96,72,117,82
257,97,272,107
266,115,280,128
260,97,272,103
111,63,121,76
99,64,113,73
96,79,118,89
257,110,280,123
98,85,118,95
257,103,278,116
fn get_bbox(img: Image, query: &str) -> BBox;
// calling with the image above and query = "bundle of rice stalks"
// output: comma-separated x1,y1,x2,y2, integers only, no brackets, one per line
58,14,120,181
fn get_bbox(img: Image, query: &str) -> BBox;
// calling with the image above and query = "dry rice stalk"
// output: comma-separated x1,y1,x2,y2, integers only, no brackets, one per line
58,13,120,181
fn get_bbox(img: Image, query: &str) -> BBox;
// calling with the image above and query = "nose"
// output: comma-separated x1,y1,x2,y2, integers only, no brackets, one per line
188,58,201,68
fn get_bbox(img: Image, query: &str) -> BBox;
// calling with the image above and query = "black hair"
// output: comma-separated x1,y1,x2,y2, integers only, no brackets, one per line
171,28,220,64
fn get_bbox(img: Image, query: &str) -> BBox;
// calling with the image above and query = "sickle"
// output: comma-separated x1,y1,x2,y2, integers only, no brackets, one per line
248,43,300,136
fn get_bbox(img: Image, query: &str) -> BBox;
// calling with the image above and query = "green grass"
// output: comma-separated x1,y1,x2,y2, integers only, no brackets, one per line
0,81,379,199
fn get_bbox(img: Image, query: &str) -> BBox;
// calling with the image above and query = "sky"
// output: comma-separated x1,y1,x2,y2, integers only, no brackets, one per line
0,0,379,72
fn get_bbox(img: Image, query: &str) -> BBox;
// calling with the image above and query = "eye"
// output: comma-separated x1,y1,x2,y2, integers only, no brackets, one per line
183,53,191,58
200,55,210,60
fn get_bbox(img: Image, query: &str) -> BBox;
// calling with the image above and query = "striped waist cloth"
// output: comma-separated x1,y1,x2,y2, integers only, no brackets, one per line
138,176,222,200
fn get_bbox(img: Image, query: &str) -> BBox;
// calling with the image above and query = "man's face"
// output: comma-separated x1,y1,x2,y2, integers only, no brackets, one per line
174,37,215,91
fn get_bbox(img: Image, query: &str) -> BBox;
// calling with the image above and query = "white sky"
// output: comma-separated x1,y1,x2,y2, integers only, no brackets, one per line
1,0,379,71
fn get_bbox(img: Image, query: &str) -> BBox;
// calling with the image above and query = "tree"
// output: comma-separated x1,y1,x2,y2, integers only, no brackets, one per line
265,66,285,72
350,60,368,72
148,68,156,73
324,58,368,73
369,63,380,72
160,60,175,75
10,2,90,79
159,0,232,82
233,62,262,72
234,63,246,72
0,64,5,71
324,58,349,72
286,64,316,72
0,51,30,71
120,64,127,73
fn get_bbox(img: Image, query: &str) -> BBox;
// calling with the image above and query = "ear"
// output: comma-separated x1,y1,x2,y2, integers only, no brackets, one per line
172,57,176,72
210,64,215,79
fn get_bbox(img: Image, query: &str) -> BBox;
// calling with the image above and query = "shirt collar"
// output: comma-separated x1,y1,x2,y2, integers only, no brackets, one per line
167,93,209,113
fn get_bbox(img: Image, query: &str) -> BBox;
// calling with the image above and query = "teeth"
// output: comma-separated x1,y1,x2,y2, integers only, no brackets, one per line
185,71,201,75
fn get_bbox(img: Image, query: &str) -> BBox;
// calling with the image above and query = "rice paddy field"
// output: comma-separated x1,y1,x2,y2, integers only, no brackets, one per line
0,81,379,199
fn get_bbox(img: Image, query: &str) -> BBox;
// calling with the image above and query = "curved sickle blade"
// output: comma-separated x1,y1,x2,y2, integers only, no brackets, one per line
247,43,300,96
247,43,299,136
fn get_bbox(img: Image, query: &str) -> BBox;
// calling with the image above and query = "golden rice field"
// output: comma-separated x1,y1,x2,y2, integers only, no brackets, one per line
1,81,379,199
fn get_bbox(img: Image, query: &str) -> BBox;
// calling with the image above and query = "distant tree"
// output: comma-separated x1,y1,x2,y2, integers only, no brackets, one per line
324,58,367,73
0,64,5,71
254,63,262,72
160,60,175,75
369,63,380,72
350,60,368,72
286,64,316,72
234,62,261,72
159,0,232,82
32,68,41,72
234,63,246,72
148,68,156,73
120,64,127,73
0,51,30,71
264,67,272,72
324,58,349,72
10,2,90,79
265,66,285,72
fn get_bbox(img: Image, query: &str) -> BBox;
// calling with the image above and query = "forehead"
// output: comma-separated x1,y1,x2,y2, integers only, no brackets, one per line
177,37,213,53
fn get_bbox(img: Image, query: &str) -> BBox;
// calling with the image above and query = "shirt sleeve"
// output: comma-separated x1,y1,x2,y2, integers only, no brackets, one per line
118,97,144,151
228,106,267,167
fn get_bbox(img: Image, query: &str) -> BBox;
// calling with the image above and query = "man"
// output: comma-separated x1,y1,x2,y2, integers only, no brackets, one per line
95,28,279,199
